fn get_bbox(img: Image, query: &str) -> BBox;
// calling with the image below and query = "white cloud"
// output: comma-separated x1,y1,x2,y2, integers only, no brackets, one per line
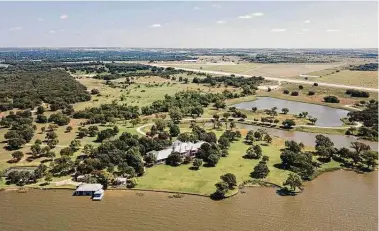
250,12,264,17
238,12,264,19
196,28,204,31
193,6,202,11
60,14,68,19
37,18,44,22
216,20,226,24
49,29,65,34
304,20,311,24
238,15,252,19
211,4,221,9
9,27,22,31
325,29,340,32
302,29,310,32
149,24,161,28
271,28,287,32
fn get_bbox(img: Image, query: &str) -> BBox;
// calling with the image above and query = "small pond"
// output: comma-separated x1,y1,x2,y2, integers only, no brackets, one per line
233,97,349,127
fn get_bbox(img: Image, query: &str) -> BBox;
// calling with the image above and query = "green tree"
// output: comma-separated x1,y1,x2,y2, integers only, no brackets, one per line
60,147,74,157
11,151,24,162
282,119,296,129
66,126,73,133
47,138,59,149
31,143,42,157
169,107,183,123
192,158,203,170
282,108,289,114
45,131,58,140
361,151,378,170
213,181,229,198
69,139,81,151
220,173,237,189
350,142,371,155
252,161,270,179
144,152,157,166
154,119,166,132
214,100,226,110
44,173,53,185
166,152,182,166
36,106,45,115
207,154,220,167
283,173,303,191
244,145,262,159
169,124,180,137
263,134,272,144
218,136,230,150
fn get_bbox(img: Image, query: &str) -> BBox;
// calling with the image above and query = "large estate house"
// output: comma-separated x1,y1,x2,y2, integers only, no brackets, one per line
148,140,206,164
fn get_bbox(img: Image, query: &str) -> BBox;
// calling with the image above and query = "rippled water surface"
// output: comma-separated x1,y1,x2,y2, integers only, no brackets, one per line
0,171,377,231
233,97,349,127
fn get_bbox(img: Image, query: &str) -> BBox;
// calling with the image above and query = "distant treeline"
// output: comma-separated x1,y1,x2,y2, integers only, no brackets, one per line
241,54,337,63
0,49,194,62
193,75,265,88
348,63,378,71
93,66,206,80
0,64,91,111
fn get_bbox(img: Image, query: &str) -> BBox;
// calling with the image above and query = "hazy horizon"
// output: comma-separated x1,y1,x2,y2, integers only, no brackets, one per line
1,1,378,48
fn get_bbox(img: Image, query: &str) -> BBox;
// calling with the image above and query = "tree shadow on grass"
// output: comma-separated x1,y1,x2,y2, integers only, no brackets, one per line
202,163,216,168
7,159,18,164
188,166,199,171
273,163,286,170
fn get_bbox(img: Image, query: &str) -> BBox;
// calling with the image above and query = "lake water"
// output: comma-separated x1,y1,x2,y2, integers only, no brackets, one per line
236,123,378,150
0,171,377,231
233,97,349,127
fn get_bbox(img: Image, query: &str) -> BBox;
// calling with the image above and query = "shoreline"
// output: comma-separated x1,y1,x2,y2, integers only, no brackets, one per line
2,167,369,199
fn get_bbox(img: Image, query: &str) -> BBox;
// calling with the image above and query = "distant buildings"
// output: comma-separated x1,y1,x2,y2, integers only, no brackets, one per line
147,140,205,164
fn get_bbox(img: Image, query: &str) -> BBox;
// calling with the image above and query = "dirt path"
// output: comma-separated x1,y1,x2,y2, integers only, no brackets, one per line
135,118,362,136
151,64,378,92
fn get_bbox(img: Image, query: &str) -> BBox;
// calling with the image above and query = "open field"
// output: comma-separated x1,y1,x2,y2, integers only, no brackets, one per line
299,70,378,88
244,63,343,78
258,82,378,109
150,63,378,92
74,75,242,111
169,63,261,74
165,62,343,78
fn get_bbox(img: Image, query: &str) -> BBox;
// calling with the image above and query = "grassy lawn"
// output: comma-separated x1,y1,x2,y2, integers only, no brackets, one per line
300,70,378,88
137,127,340,195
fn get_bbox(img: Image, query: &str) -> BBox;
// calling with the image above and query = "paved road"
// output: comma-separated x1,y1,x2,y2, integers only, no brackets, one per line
151,64,379,92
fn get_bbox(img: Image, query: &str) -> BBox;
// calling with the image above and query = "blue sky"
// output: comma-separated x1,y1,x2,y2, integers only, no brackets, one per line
1,1,377,48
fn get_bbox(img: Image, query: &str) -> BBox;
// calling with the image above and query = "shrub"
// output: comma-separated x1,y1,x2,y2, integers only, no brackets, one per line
346,89,370,98
299,85,303,89
291,91,299,96
313,83,318,86
324,96,340,103
283,90,290,94
308,91,315,96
